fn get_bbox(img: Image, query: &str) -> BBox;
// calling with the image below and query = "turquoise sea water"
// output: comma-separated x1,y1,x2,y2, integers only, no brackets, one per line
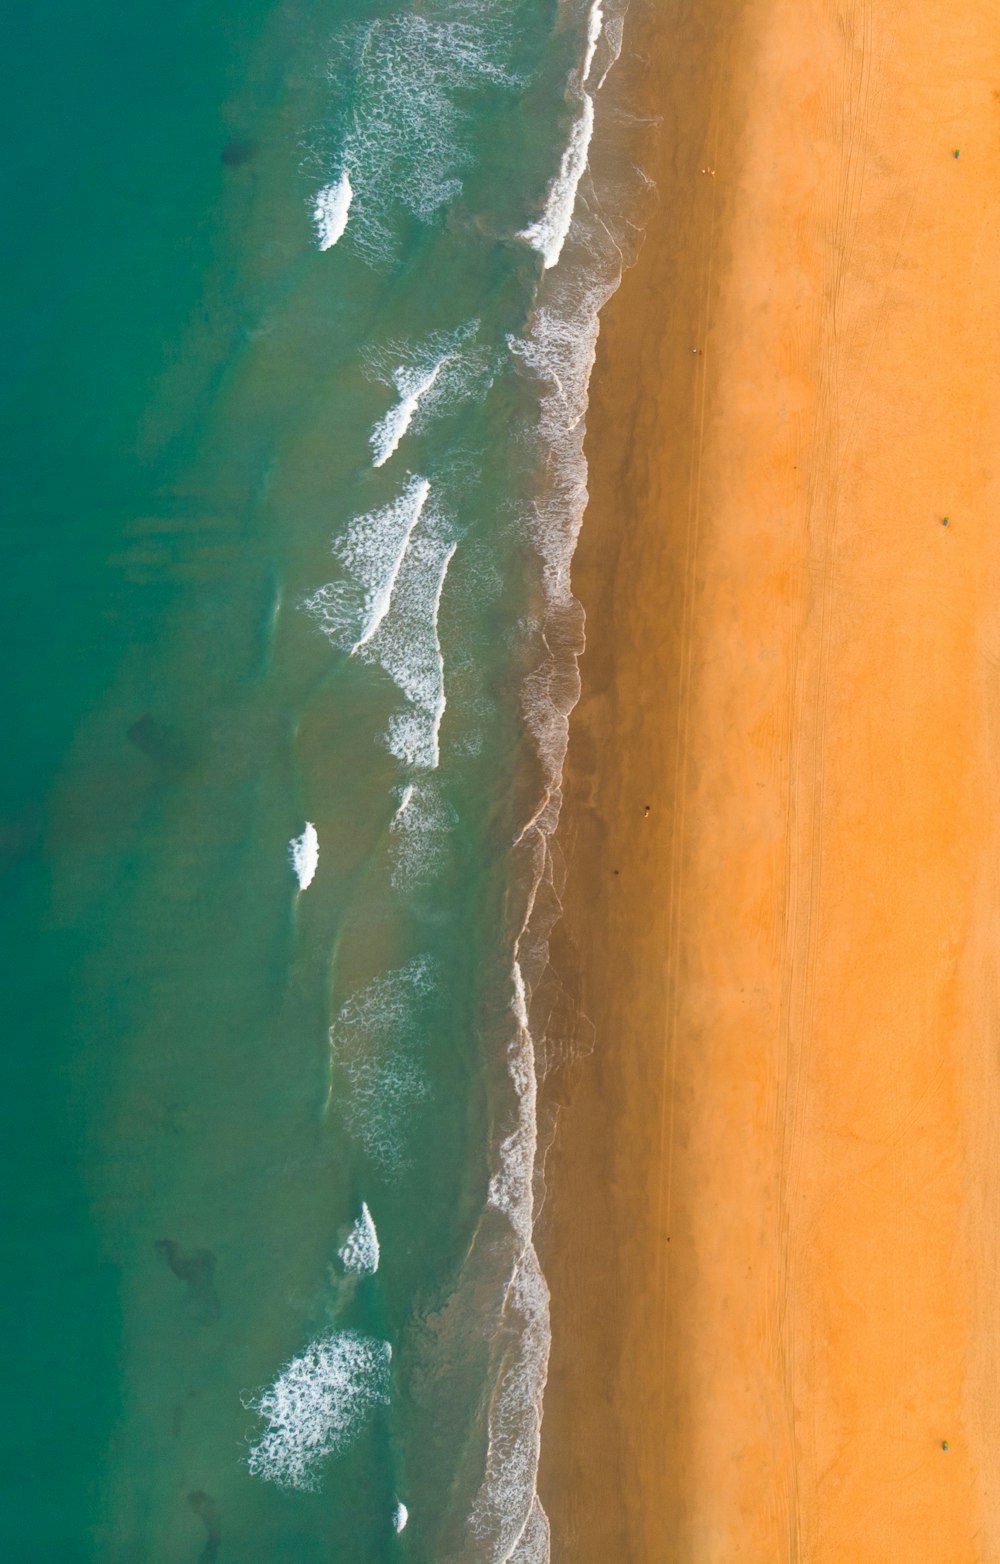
0,1,644,1558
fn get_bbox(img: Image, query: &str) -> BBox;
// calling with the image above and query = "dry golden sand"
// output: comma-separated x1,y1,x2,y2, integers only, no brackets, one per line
540,2,1000,1559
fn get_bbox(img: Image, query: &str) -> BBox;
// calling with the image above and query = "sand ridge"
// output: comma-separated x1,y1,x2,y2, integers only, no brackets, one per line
540,3,1000,1559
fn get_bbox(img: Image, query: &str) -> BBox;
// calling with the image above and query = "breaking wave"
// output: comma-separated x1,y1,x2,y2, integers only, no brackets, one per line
338,1202,380,1275
366,321,491,468
303,478,457,770
289,822,319,890
312,170,353,250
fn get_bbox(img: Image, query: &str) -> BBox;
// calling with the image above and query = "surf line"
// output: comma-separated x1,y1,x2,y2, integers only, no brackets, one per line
427,541,457,769
351,477,431,655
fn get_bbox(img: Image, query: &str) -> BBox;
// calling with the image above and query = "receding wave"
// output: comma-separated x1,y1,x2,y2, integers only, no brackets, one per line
465,956,551,1563
245,1330,390,1491
518,1,616,271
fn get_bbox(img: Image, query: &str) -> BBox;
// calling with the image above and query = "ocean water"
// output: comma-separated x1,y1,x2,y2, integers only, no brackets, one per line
0,0,646,1558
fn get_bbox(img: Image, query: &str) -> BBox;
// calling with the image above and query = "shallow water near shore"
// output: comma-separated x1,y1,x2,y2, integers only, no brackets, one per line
0,0,644,1557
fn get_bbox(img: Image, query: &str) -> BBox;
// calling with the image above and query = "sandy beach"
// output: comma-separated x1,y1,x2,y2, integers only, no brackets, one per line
540,2,1000,1558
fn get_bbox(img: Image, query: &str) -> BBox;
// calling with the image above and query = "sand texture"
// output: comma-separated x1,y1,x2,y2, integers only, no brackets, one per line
540,2,1000,1559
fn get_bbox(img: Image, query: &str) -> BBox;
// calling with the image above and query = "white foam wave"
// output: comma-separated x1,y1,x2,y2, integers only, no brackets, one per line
303,474,430,654
288,822,319,890
245,1330,390,1491
518,0,624,271
371,357,448,468
519,93,595,272
338,1201,380,1275
394,1501,409,1534
581,0,604,86
313,170,353,250
365,320,491,465
351,478,430,652
363,526,457,771
327,957,436,1166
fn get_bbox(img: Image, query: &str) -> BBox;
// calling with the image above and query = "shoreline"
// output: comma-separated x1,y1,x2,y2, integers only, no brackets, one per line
539,3,1000,1558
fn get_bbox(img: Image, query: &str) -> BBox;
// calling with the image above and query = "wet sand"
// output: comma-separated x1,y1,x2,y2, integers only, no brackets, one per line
540,2,1000,1559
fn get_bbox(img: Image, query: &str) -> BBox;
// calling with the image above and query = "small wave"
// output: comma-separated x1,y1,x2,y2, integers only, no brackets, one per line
518,94,595,272
338,1202,380,1275
365,320,492,467
361,521,457,771
394,1501,409,1534
312,170,353,250
245,1330,390,1491
288,822,319,890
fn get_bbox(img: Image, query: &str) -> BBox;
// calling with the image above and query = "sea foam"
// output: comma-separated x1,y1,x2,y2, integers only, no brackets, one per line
319,9,519,265
289,822,319,890
394,1501,409,1534
327,957,436,1167
338,1202,380,1275
245,1330,390,1491
312,170,353,250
